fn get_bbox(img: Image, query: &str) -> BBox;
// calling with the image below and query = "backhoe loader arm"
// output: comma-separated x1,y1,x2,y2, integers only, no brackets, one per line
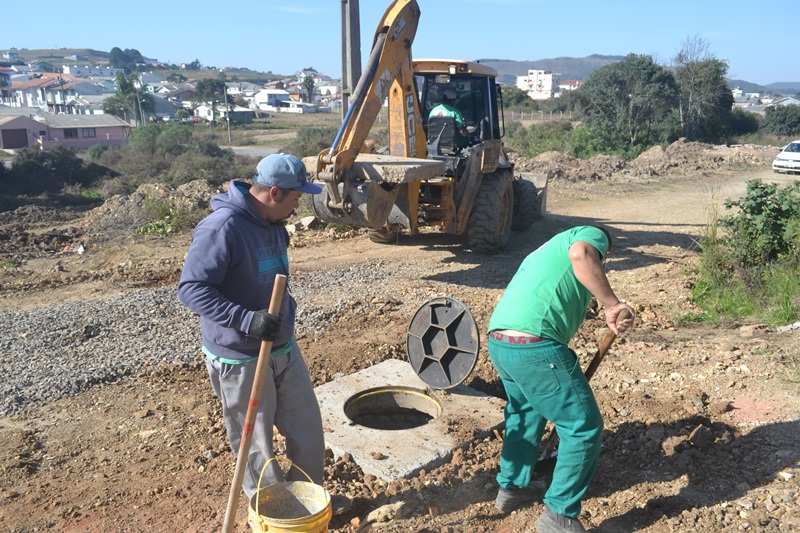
316,0,422,192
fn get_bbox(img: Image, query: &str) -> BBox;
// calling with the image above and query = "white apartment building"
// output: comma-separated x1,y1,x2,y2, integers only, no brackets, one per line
516,69,560,100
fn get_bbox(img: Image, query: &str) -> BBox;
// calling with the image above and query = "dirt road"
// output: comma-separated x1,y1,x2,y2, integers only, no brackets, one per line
0,163,798,532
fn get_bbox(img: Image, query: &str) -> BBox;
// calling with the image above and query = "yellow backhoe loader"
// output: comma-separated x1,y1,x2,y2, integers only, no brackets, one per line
306,0,546,252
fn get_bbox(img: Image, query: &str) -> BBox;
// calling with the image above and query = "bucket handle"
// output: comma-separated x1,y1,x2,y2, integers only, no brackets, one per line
255,456,318,517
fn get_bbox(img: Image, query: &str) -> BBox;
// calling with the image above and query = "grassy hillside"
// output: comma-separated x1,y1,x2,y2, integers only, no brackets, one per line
478,55,625,84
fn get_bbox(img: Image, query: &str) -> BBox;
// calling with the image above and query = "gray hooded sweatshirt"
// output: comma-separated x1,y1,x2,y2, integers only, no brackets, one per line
178,180,295,361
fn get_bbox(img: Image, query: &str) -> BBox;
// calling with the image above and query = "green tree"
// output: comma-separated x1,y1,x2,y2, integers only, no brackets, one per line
302,75,316,103
500,86,539,111
167,73,187,83
109,47,144,72
574,54,678,149
673,36,734,142
101,73,154,126
762,106,800,136
729,107,760,136
193,78,227,123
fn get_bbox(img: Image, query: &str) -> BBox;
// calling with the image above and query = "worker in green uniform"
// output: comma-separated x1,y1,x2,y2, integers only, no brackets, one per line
428,89,469,148
488,225,635,533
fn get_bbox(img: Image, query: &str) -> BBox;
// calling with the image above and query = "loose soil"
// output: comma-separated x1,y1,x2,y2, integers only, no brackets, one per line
1,141,798,532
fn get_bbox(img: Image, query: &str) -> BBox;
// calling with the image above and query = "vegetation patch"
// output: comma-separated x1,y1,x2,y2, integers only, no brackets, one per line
693,179,800,326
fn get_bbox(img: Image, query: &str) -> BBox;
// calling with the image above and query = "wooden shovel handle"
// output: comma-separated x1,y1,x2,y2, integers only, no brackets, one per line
539,308,632,461
584,308,631,381
222,274,287,533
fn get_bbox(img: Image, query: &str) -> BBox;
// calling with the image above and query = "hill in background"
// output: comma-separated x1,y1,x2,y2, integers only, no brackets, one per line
478,54,625,84
5,48,799,96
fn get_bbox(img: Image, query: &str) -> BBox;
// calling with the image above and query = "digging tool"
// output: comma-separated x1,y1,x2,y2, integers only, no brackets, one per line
538,308,632,462
222,274,287,533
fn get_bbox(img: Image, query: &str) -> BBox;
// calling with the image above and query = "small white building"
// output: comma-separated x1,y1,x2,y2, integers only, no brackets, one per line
253,89,291,111
516,70,560,100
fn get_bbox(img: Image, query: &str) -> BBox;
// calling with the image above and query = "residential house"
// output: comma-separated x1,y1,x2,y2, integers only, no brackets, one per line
0,115,45,149
772,96,800,108
61,65,123,78
558,80,583,93
317,83,341,98
253,89,291,111
279,100,319,114
139,72,165,86
219,105,256,123
1,50,21,63
8,73,78,112
150,95,185,120
32,114,130,149
164,86,196,107
516,70,560,100
0,66,11,105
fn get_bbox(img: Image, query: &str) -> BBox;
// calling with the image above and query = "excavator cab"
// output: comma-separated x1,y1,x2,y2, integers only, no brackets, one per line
415,61,503,149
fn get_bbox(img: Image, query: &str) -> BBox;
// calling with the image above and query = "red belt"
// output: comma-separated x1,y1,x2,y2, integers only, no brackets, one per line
489,331,544,344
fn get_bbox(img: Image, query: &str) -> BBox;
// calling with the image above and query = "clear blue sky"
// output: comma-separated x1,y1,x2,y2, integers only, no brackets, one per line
2,0,795,86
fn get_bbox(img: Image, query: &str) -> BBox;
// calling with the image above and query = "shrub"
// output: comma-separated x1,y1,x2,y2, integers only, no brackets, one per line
720,179,800,272
284,126,339,158
728,107,760,136
135,196,205,236
692,179,800,326
762,106,800,136
1,146,114,196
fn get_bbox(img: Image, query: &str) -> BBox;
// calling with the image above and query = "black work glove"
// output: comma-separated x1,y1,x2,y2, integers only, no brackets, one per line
248,310,283,341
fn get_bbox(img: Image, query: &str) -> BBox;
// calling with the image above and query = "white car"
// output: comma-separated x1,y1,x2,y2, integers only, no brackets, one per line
772,140,800,174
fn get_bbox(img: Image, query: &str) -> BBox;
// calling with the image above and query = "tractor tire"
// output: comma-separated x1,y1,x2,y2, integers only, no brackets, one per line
367,225,400,244
466,170,514,253
511,178,541,231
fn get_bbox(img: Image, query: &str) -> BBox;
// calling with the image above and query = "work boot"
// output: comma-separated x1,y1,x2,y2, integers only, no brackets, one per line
535,506,586,533
330,494,352,516
494,480,546,513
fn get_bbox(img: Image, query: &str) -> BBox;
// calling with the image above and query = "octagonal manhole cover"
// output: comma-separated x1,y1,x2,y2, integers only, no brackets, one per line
406,297,480,390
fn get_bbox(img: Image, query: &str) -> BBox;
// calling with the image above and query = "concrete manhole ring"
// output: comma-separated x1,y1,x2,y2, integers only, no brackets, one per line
343,386,442,430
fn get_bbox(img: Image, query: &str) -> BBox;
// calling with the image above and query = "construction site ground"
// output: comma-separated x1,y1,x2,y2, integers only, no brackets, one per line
1,140,799,532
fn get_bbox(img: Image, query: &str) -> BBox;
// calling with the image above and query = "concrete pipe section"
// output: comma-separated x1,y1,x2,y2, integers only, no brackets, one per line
314,298,505,480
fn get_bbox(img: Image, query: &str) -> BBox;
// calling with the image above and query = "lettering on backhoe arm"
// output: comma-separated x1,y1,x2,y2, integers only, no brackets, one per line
406,93,417,157
392,17,407,40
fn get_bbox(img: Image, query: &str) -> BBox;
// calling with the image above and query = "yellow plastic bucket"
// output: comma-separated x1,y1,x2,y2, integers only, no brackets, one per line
248,458,332,533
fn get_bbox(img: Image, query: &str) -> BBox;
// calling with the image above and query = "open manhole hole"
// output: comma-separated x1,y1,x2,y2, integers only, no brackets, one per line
343,386,442,430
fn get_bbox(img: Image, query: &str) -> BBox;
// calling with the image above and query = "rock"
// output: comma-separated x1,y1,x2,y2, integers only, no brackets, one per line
299,216,320,230
645,423,665,442
688,425,714,450
708,400,733,416
739,324,768,337
365,501,407,523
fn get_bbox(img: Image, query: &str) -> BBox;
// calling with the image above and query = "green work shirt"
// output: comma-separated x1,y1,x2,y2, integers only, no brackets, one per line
429,104,467,148
429,104,465,128
488,226,610,345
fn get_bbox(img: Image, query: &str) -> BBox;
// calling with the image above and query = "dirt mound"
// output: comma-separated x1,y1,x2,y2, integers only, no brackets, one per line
511,151,603,182
81,180,221,240
510,139,774,182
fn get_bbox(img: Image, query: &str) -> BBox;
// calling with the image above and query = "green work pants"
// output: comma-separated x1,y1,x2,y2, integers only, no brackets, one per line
489,337,603,518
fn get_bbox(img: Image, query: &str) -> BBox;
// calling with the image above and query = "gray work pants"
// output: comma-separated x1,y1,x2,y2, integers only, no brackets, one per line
206,342,325,499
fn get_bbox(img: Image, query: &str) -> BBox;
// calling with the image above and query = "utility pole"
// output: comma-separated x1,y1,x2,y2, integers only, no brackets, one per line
222,82,232,143
341,0,362,122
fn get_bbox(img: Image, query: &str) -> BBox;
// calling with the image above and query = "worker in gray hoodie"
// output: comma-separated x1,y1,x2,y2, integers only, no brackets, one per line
178,153,350,515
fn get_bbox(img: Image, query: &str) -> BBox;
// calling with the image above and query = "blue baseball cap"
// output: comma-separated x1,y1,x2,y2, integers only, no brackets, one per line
254,154,322,194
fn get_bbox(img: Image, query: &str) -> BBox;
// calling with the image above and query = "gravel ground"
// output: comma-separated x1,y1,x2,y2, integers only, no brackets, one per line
0,258,414,417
